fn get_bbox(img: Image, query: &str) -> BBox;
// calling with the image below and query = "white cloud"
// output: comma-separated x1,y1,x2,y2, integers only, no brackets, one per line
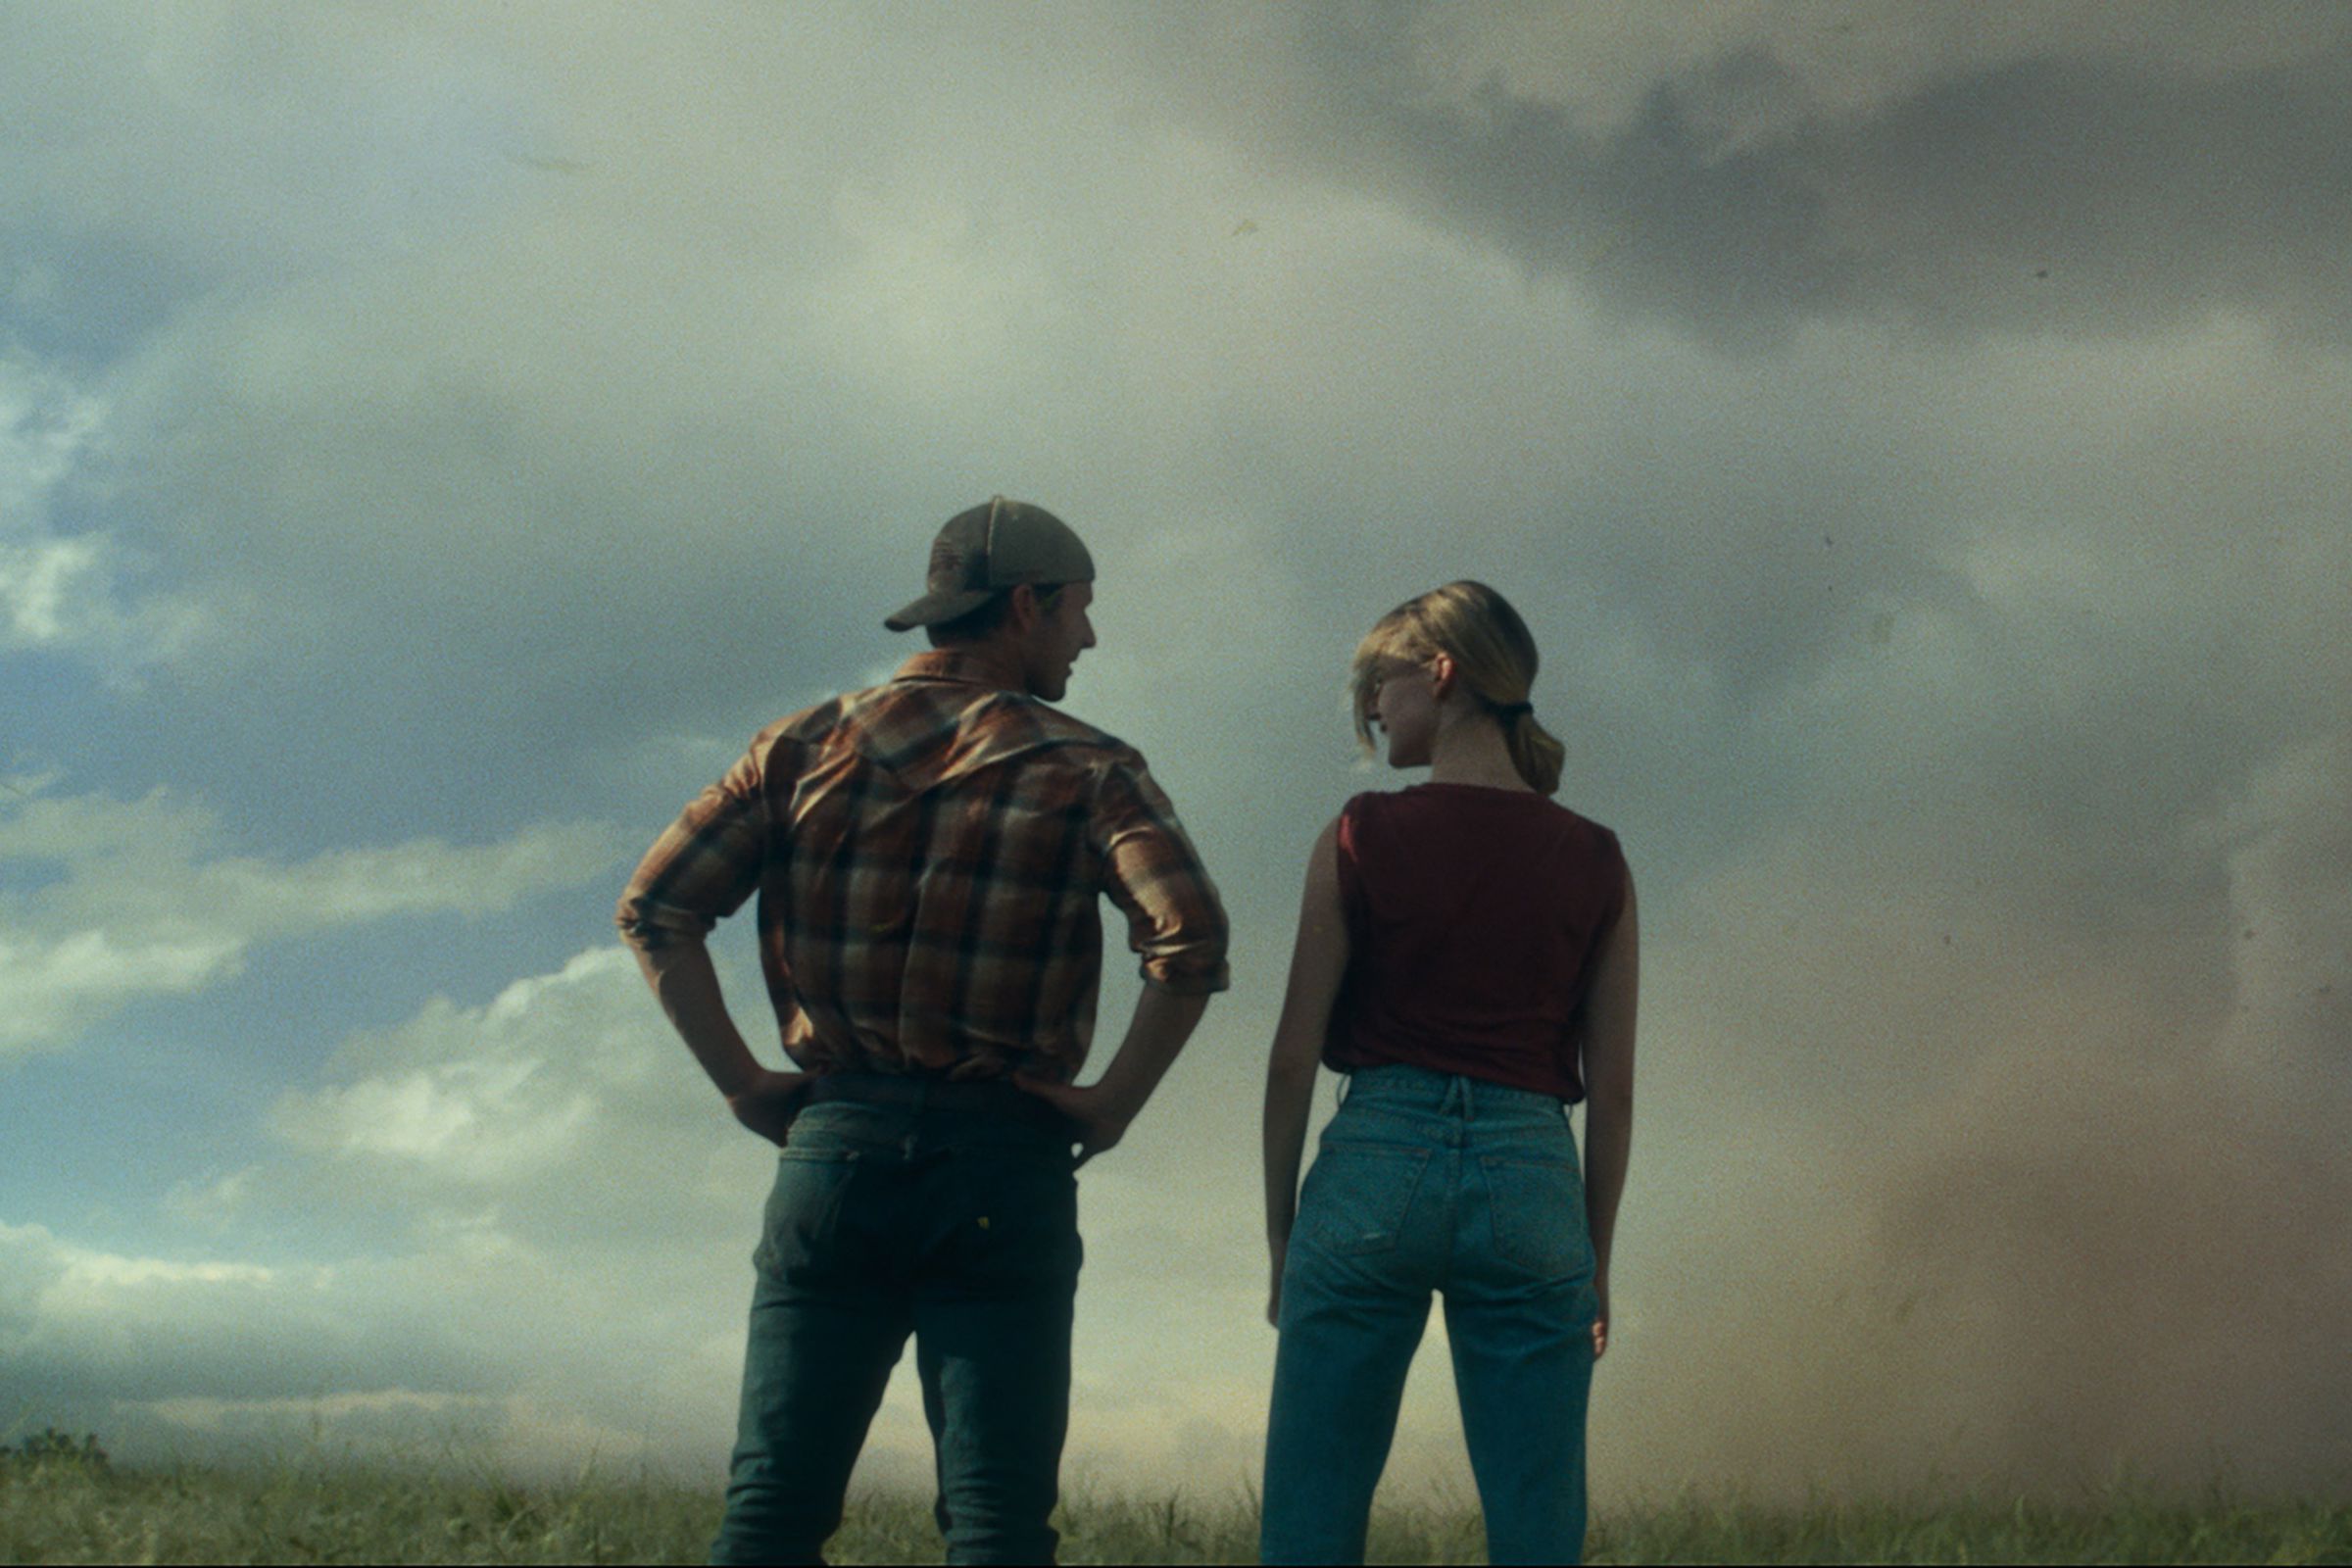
0,928,244,1051
0,352,208,671
0,786,623,1056
261,940,754,1236
0,536,98,645
0,350,209,676
0,353,99,512
279,1058,595,1176
50,1247,280,1296
161,1167,261,1235
272,950,628,1183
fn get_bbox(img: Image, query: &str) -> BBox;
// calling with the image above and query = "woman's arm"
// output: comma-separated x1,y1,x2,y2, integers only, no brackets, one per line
1574,872,1639,1359
1263,816,1350,1326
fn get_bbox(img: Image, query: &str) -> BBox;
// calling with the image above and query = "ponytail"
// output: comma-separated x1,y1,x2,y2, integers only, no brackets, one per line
1502,708,1565,797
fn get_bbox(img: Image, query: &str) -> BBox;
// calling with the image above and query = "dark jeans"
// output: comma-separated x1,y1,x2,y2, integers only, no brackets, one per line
709,1082,1082,1566
1262,1065,1598,1566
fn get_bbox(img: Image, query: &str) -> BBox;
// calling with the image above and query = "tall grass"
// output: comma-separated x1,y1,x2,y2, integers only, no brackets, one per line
2,1446,2345,1564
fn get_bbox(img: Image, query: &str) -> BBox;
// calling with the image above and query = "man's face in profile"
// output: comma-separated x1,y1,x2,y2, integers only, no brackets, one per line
1022,582,1097,703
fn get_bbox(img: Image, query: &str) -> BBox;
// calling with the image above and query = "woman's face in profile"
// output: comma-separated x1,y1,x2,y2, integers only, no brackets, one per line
1367,656,1443,769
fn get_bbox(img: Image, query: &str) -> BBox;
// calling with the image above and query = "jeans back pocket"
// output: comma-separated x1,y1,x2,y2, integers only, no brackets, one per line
754,1147,864,1278
1300,1143,1431,1256
1477,1154,1592,1280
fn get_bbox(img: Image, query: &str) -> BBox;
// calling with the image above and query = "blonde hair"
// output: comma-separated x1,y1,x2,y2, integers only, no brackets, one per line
1349,580,1566,796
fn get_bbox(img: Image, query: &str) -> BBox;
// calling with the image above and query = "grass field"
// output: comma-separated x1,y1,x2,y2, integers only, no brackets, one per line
3,1443,2347,1564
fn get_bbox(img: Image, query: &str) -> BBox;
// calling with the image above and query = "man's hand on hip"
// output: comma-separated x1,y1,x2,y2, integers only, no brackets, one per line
1011,1077,1130,1167
1011,984,1209,1168
726,1067,812,1147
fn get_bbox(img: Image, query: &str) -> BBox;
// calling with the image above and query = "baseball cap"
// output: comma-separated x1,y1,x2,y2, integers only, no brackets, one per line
883,496,1096,632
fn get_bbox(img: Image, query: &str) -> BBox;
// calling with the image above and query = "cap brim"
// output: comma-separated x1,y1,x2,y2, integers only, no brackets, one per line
883,587,998,632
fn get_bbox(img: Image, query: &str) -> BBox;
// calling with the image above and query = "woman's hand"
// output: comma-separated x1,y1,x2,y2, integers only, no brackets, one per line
1592,1269,1611,1361
1266,1234,1290,1328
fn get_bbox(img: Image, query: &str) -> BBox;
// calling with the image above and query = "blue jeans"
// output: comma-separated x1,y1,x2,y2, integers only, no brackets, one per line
709,1088,1081,1566
1262,1066,1598,1566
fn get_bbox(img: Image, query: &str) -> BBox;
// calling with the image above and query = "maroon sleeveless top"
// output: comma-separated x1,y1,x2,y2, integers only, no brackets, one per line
1324,784,1629,1102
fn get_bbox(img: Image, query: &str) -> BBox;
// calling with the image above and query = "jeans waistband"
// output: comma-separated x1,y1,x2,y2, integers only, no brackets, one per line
803,1071,1074,1133
1342,1063,1567,1120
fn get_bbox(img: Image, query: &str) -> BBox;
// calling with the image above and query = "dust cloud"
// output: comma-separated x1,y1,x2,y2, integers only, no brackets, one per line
1585,740,2351,1503
1598,1046,2349,1503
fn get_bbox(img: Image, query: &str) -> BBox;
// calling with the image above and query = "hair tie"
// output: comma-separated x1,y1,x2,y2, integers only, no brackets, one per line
1494,701,1533,719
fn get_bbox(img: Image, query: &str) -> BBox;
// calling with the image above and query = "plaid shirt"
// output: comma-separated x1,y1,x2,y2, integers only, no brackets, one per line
617,647,1229,1082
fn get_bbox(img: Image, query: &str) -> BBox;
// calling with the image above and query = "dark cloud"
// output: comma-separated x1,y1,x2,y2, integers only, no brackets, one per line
1254,7,2352,348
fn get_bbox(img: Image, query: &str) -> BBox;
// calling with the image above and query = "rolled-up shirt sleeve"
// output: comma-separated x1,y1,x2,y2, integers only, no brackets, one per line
615,740,770,953
1092,754,1230,995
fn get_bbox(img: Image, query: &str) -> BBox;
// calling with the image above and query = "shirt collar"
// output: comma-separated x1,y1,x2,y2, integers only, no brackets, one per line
894,644,1030,694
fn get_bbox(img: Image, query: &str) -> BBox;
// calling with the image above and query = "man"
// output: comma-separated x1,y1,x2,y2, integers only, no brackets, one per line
617,497,1227,1565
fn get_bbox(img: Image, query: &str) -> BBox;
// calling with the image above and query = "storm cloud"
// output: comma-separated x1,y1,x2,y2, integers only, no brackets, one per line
1171,4,2352,348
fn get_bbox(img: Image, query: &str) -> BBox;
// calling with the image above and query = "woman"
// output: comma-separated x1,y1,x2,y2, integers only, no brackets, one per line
1260,581,1638,1566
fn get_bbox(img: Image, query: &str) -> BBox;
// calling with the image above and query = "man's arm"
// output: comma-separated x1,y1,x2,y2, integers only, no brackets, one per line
1263,816,1348,1326
1019,983,1207,1166
1016,753,1227,1163
1575,872,1639,1360
631,938,808,1146
617,735,805,1144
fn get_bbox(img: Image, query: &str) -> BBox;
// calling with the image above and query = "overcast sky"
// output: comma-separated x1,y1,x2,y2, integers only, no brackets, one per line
4,1,2347,1503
